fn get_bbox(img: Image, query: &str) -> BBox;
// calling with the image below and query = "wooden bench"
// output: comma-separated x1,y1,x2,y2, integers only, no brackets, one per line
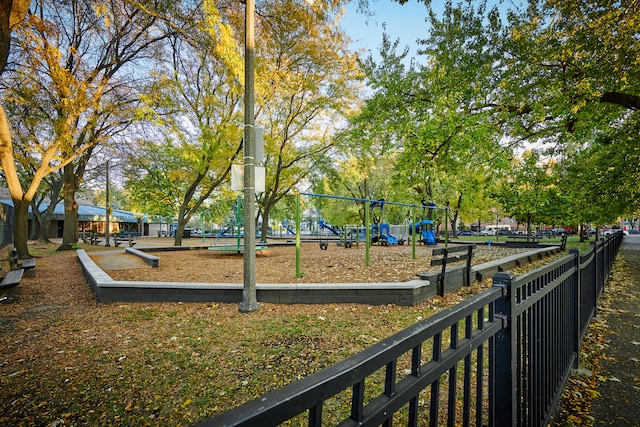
2,247,30,287
7,247,36,276
8,247,19,270
430,244,476,296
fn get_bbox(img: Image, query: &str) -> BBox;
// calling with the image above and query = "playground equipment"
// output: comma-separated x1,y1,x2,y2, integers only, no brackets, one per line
281,220,296,236
294,192,447,276
318,219,355,249
318,219,341,236
369,199,400,246
409,219,438,246
209,195,267,254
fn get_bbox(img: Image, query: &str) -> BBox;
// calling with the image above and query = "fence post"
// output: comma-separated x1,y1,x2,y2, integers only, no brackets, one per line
492,272,516,426
597,239,601,293
438,248,449,297
569,248,580,370
465,245,473,286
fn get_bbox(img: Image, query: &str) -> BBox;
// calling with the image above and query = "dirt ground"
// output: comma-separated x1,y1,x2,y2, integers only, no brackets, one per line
91,241,530,284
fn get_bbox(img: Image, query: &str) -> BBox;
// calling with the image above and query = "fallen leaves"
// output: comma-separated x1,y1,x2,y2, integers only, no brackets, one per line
0,242,572,426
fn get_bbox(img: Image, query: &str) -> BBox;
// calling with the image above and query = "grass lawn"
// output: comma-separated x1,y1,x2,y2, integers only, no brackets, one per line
0,240,574,426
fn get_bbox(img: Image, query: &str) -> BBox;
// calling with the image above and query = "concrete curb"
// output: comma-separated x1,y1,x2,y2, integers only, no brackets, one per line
78,245,562,306
76,250,436,306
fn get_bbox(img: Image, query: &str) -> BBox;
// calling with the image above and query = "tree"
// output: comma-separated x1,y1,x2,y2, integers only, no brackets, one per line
492,151,562,235
311,155,404,227
30,171,64,242
347,1,510,226
497,0,640,149
0,0,34,257
556,118,640,237
0,1,30,75
124,2,244,246
2,0,191,255
254,0,362,240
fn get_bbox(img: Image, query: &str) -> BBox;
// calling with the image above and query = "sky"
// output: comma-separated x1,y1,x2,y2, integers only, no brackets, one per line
340,0,441,61
340,0,520,62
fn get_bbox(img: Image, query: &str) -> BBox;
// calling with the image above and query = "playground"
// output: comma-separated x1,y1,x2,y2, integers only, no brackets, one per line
97,240,535,284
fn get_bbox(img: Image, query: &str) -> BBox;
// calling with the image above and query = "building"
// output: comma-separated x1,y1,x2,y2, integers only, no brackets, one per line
0,199,147,244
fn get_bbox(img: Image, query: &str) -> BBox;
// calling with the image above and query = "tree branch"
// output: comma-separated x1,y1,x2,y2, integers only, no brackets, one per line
600,91,640,110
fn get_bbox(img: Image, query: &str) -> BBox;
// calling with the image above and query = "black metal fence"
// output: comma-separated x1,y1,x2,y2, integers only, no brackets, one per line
197,232,623,427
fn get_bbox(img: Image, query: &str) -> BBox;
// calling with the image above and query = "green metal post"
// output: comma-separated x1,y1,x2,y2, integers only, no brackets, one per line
412,209,416,260
365,202,370,267
236,195,242,253
295,193,302,278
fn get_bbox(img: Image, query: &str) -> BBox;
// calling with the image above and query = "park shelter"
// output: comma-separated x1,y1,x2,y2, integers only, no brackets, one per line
0,200,147,243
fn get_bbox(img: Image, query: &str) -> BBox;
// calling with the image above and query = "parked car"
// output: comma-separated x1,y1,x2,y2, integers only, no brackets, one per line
457,230,475,236
628,229,639,234
496,229,512,236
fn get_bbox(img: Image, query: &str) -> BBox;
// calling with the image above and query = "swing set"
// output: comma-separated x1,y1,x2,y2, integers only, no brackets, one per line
293,193,449,277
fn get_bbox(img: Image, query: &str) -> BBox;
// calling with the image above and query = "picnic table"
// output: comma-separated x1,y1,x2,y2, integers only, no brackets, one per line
113,235,137,247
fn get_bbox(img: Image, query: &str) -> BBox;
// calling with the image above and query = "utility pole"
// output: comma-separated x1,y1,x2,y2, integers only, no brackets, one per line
239,0,259,313
105,161,111,247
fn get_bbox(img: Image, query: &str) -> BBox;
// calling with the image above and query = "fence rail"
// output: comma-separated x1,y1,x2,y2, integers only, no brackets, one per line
197,232,624,427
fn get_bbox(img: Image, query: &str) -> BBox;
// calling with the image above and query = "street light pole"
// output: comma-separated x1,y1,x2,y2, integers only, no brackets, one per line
105,161,111,247
240,0,259,313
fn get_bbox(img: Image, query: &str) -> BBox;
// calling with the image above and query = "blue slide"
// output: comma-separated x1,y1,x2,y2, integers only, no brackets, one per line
217,225,233,237
422,230,437,246
379,224,398,245
319,219,340,236
281,220,295,235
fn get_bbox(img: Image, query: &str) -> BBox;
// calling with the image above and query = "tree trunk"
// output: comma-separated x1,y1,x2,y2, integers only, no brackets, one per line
38,211,53,242
31,199,56,243
36,180,63,243
451,209,459,237
1,105,31,258
579,223,588,242
174,205,186,246
260,204,271,243
28,204,38,240
12,199,31,258
260,215,269,242
58,163,79,250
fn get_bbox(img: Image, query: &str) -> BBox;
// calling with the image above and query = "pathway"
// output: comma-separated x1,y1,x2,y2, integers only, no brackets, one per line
590,235,640,425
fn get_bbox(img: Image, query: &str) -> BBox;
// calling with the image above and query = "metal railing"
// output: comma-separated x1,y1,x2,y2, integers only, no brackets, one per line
197,232,623,427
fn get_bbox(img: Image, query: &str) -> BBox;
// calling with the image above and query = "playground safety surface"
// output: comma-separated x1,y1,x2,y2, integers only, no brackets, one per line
91,241,548,285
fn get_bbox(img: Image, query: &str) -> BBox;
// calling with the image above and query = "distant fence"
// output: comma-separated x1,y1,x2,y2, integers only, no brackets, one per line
197,232,624,427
